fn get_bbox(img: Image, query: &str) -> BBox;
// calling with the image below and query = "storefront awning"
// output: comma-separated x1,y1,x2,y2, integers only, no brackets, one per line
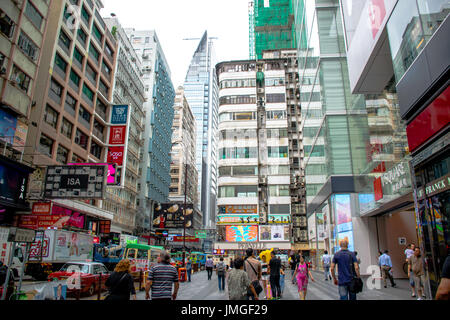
51,199,113,221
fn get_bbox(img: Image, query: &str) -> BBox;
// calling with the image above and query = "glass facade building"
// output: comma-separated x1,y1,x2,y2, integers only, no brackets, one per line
183,32,219,242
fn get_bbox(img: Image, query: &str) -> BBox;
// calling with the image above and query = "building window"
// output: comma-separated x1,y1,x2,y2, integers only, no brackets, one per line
39,134,54,156
65,93,77,113
92,23,102,43
90,141,102,159
85,63,97,84
56,145,69,163
49,78,63,100
82,84,94,101
266,93,285,103
10,65,31,92
58,29,71,51
78,105,91,123
266,110,287,120
54,53,68,73
69,69,80,86
80,5,90,26
44,104,59,128
101,60,111,76
61,118,73,139
95,98,107,120
89,43,100,62
269,185,290,197
268,146,288,158
18,31,39,61
74,129,88,149
73,47,84,65
72,153,85,163
25,1,43,30
219,185,257,198
77,28,87,45
105,43,113,57
0,9,15,38
98,80,108,96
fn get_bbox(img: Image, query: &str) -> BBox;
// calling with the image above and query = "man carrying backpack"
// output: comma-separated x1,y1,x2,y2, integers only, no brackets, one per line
216,257,226,292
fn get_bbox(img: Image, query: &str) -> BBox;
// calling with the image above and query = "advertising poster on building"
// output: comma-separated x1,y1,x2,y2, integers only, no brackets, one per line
54,232,93,261
259,225,290,242
153,203,194,229
13,120,27,152
69,163,117,185
217,214,259,224
225,225,258,242
0,108,17,144
335,194,352,230
268,214,291,224
106,105,130,187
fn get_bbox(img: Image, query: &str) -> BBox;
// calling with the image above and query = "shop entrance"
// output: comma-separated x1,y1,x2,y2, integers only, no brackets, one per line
375,206,418,279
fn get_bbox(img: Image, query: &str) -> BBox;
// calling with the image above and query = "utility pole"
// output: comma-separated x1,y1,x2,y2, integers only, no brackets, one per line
182,161,188,267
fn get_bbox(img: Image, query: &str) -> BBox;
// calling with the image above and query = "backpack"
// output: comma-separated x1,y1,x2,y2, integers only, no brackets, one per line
217,262,225,275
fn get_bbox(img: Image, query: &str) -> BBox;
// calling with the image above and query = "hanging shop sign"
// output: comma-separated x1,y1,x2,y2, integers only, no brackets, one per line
417,173,450,199
32,202,52,215
171,236,199,243
218,205,257,214
44,165,107,199
153,203,194,229
106,105,130,187
217,214,259,224
69,163,118,185
0,158,31,208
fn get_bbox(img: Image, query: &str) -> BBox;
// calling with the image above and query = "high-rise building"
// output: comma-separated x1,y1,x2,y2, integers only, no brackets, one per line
24,0,118,232
125,29,175,239
103,17,146,235
215,56,305,253
0,0,51,224
167,87,202,249
296,0,417,278
249,0,298,60
341,0,449,297
183,31,219,246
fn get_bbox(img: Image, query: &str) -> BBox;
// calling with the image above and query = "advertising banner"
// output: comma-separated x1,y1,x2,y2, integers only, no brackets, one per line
217,214,259,224
109,126,127,145
54,231,93,261
259,225,290,242
153,203,194,229
13,120,27,152
110,105,129,124
107,146,125,166
219,205,258,214
19,206,85,230
0,162,29,206
32,202,52,215
171,236,199,243
44,165,107,199
268,214,291,224
225,225,258,242
69,163,117,185
0,108,17,144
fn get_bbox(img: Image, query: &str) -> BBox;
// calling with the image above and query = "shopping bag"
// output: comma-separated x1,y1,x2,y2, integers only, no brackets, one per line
266,283,272,300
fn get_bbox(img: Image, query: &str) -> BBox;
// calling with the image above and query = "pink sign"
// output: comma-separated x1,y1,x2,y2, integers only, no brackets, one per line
368,0,386,39
107,146,124,166
69,163,117,185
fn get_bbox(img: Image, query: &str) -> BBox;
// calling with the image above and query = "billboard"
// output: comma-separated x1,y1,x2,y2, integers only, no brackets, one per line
225,225,258,242
0,162,28,206
268,214,291,224
0,108,17,144
44,165,107,199
69,163,117,185
259,225,290,242
219,205,257,214
153,203,194,229
106,105,130,187
53,231,93,261
217,214,259,224
13,120,27,152
19,204,86,230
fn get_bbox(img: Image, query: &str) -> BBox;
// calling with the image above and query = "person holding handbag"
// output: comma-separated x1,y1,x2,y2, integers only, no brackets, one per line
244,249,262,300
330,239,361,300
104,259,136,301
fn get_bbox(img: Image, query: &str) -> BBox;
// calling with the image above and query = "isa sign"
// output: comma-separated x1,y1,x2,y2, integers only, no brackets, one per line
111,105,129,124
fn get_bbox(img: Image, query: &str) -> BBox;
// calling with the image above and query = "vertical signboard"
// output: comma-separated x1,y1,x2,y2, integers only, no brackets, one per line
106,105,130,187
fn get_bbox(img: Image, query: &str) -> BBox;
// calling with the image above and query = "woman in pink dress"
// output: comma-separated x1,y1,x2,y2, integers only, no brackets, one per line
293,256,315,300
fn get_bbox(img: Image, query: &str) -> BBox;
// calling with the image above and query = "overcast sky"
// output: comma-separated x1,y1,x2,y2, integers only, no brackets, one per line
101,0,250,87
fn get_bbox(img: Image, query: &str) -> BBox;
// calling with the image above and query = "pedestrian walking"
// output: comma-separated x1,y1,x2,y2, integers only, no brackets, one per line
279,266,286,298
145,252,179,300
290,254,298,284
216,257,226,292
408,247,427,300
229,259,234,269
322,250,332,281
293,255,315,300
405,243,416,297
379,250,397,288
227,257,259,300
435,255,450,300
259,250,271,299
331,239,361,300
186,258,192,282
104,259,136,301
244,248,262,300
268,250,282,300
205,257,214,280
354,251,361,266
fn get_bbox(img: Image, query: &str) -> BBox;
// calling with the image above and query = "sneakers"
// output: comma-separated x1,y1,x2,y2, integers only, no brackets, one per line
412,293,416,298
417,297,423,300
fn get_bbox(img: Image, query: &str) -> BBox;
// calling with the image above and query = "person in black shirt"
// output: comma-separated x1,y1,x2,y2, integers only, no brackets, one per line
105,259,136,301
268,250,282,300
435,255,450,300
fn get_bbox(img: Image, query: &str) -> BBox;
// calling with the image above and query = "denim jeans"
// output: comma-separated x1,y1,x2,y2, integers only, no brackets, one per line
324,266,331,280
218,274,225,291
186,269,191,282
338,284,357,300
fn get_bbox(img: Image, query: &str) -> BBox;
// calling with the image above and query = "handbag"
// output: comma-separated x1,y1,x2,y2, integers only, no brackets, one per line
347,252,363,294
104,272,128,300
244,259,263,296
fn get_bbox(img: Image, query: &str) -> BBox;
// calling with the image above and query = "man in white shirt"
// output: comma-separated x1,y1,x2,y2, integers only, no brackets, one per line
322,250,332,281
405,243,417,297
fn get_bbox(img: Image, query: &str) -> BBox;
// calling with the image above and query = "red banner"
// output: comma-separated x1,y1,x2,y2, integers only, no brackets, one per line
172,236,199,243
32,202,51,215
109,126,127,145
107,146,124,166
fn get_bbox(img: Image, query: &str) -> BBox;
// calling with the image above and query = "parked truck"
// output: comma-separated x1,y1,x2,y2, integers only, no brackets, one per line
23,230,95,281
0,228,26,281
